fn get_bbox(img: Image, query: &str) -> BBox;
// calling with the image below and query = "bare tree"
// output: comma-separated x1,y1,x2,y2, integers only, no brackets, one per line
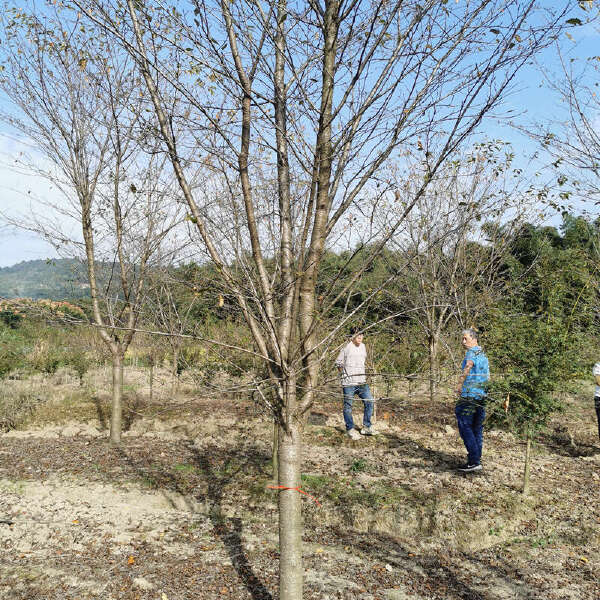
0,7,183,443
534,13,600,213
65,0,578,596
382,143,534,401
141,267,201,390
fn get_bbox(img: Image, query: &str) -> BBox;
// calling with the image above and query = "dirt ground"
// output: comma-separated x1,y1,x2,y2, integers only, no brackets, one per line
1,369,599,600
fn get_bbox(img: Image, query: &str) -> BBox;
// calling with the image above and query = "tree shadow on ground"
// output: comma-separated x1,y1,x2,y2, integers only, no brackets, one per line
389,396,457,429
539,426,600,458
382,431,462,472
331,527,534,600
122,392,145,432
90,393,145,432
91,396,107,430
190,444,273,600
118,439,274,600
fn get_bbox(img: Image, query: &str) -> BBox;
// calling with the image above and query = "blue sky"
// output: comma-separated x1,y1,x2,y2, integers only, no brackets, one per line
0,133,62,268
0,4,598,268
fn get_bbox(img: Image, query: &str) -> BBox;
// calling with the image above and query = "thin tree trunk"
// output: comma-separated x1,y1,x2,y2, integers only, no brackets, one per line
172,347,179,393
428,335,438,403
172,347,178,377
110,353,123,445
272,417,279,484
149,360,154,403
278,420,302,600
371,381,377,425
522,432,532,495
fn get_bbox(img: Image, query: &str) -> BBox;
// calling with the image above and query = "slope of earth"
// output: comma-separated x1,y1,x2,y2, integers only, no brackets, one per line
0,370,599,599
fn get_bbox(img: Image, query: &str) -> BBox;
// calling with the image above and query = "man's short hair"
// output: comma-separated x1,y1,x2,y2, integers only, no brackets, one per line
463,328,479,342
349,326,361,336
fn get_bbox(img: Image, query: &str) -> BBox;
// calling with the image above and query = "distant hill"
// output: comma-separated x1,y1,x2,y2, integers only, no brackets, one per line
0,259,92,300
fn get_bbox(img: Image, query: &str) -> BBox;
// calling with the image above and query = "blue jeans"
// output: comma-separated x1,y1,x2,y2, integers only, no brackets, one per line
455,401,485,465
343,384,373,431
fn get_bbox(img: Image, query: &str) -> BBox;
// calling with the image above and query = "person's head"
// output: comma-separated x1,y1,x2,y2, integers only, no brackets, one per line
349,326,364,346
462,328,479,349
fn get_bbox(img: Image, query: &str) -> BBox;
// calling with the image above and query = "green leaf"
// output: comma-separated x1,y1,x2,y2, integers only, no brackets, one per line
566,18,583,26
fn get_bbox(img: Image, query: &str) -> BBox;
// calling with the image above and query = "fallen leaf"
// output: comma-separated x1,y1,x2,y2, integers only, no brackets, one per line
128,555,135,565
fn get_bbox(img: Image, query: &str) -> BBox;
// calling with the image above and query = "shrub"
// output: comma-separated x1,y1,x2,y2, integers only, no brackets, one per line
0,388,40,431
65,350,91,384
0,309,22,329
28,341,64,376
0,347,23,379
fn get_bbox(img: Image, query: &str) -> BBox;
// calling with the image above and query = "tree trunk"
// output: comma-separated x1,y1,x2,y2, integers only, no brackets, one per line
522,432,532,495
428,335,438,403
371,380,377,425
149,361,154,403
110,353,124,445
172,347,179,393
272,417,279,484
278,420,302,600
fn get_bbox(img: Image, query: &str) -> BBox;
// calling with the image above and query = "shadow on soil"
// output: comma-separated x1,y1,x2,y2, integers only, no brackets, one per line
540,427,600,458
91,393,146,432
118,440,274,600
332,528,532,600
382,431,461,472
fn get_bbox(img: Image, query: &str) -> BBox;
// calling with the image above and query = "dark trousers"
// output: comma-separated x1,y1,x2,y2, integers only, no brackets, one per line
455,401,485,466
595,397,600,439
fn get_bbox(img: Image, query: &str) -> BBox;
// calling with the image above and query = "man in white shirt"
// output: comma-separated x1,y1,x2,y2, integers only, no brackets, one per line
335,327,376,439
593,362,600,441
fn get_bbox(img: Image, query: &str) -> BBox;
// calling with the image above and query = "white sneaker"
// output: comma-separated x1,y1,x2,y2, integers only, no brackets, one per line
346,428,362,440
360,426,379,436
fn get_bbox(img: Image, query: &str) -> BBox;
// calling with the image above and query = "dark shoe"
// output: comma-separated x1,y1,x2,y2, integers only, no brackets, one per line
458,463,482,472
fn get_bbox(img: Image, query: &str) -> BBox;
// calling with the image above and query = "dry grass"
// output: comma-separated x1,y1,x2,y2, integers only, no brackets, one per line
1,369,599,598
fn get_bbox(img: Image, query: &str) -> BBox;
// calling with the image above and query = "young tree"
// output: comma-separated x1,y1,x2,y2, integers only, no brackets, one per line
485,218,599,494
0,7,183,443
385,143,533,401
73,0,578,596
142,267,200,389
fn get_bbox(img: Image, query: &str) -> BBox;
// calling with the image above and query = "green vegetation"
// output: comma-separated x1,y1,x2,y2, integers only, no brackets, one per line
1,213,599,451
485,216,600,432
350,458,368,473
300,473,427,509
0,259,91,300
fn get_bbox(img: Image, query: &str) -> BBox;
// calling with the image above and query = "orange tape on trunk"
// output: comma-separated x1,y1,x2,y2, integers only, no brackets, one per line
267,485,321,507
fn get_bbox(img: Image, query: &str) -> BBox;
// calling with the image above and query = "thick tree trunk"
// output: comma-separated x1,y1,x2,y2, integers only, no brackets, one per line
522,432,532,495
110,353,124,445
278,420,302,600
